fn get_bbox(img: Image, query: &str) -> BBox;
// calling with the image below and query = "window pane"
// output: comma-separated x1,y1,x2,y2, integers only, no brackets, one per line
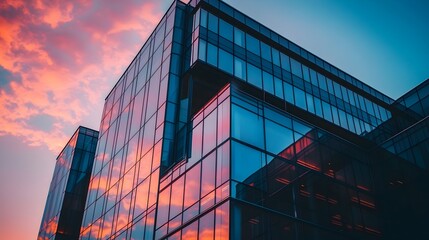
280,52,290,71
200,9,208,28
169,176,184,219
274,77,284,99
272,48,280,66
339,109,348,129
283,82,294,104
302,65,310,82
326,78,334,94
247,63,262,88
199,210,214,239
198,39,207,61
306,93,315,114
246,33,260,56
347,113,356,132
290,58,302,78
208,13,218,33
318,73,327,91
265,120,294,156
194,9,200,30
182,221,198,239
218,49,233,75
309,68,318,86
294,87,306,110
215,201,229,240
314,97,323,117
332,105,340,125
263,71,274,95
234,57,246,79
219,19,233,41
217,99,230,144
203,109,217,155
189,123,202,165
216,142,230,186
207,43,218,66
201,152,216,197
184,163,201,208
232,105,264,149
234,27,245,47
232,141,265,182
322,101,333,122
156,186,170,227
261,41,271,61
333,81,342,98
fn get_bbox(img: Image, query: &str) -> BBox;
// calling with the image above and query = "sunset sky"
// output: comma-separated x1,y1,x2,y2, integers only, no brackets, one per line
0,0,428,239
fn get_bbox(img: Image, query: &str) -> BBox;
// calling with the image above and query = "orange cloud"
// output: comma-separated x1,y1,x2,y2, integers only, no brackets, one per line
0,0,164,153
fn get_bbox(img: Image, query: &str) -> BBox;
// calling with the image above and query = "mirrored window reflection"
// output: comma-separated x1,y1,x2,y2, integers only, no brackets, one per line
196,10,388,132
207,43,218,67
306,93,315,114
189,123,202,165
200,9,208,28
156,186,170,227
246,33,260,56
294,87,306,110
201,152,216,197
234,27,245,47
169,176,184,220
198,210,214,239
217,99,230,145
314,97,323,117
318,73,327,92
272,48,280,66
232,141,266,182
265,120,294,156
283,82,294,104
322,101,333,122
290,58,302,78
198,40,207,61
234,57,246,79
182,221,198,239
280,52,291,71
232,105,264,149
274,77,284,99
203,109,217,155
208,13,218,33
215,201,229,240
216,142,230,187
218,49,233,75
184,163,201,209
260,42,271,61
263,71,274,95
247,63,262,88
219,19,233,41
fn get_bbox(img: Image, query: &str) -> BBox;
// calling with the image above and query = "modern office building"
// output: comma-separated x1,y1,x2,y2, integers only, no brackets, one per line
38,126,99,240
76,0,428,239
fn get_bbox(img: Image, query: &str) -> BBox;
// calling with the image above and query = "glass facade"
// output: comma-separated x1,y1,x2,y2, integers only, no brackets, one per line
37,0,429,239
80,2,189,239
190,7,391,136
38,126,98,240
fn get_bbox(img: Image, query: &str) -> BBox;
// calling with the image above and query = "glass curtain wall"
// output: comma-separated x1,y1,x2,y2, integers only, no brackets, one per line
38,127,98,240
80,2,187,239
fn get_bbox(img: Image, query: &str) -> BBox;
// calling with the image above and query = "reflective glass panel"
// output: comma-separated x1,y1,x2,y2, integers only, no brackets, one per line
232,105,264,149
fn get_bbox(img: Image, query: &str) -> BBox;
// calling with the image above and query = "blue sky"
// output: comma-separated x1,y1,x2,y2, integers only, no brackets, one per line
224,0,429,99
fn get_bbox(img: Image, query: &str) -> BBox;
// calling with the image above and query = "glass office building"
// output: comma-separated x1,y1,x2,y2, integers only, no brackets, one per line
76,0,429,239
38,126,98,240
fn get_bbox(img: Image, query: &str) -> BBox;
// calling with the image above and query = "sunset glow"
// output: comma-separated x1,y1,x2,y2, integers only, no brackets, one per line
0,0,163,152
0,0,166,239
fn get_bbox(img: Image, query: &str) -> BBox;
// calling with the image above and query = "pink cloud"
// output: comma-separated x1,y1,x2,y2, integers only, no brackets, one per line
0,0,165,153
